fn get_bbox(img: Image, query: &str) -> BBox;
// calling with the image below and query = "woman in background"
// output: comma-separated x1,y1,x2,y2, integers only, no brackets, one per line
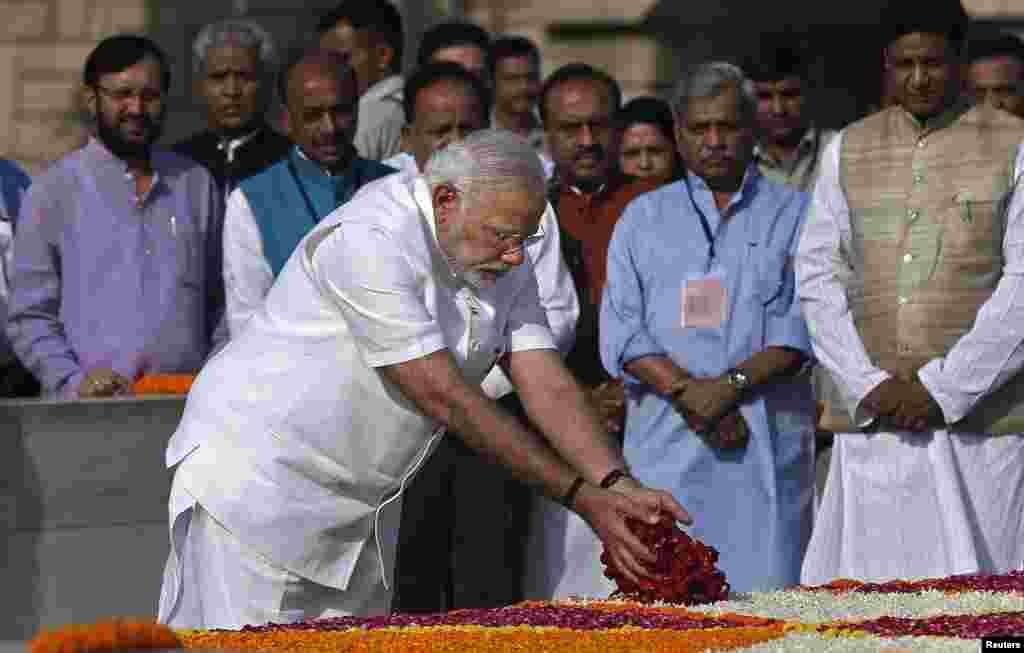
614,96,683,186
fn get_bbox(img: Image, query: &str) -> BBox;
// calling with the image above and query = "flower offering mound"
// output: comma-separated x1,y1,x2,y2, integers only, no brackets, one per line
600,516,730,605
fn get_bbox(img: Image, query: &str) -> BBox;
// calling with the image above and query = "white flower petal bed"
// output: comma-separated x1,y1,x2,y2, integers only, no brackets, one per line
683,589,1024,624
727,632,977,652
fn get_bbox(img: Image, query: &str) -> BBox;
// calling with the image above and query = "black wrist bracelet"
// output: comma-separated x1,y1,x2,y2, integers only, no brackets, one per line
600,468,629,489
561,476,586,508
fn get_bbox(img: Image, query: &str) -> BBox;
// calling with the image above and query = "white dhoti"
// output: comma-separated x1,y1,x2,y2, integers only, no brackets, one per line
522,495,616,600
801,429,1024,585
158,468,393,630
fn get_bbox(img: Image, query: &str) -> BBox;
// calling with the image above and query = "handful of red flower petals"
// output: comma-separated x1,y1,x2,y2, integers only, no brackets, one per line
601,515,730,605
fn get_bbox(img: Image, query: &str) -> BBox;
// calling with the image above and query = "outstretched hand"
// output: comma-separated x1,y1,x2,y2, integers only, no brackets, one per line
573,478,692,585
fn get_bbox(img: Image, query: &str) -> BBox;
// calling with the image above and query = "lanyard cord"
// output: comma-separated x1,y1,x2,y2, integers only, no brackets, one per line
287,159,322,224
682,173,717,266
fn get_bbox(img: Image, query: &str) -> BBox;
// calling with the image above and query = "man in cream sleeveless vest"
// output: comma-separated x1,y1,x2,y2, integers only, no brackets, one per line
797,0,1024,583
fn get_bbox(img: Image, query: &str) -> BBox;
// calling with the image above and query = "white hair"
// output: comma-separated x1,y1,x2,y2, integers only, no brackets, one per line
424,129,546,209
193,19,277,76
672,61,758,124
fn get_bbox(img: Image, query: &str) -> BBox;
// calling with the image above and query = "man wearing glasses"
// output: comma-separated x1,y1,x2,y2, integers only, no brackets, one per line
382,62,578,613
158,130,689,628
7,35,225,398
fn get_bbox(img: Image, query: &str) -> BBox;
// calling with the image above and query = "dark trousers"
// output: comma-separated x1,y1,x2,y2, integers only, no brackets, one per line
392,393,533,613
0,358,39,398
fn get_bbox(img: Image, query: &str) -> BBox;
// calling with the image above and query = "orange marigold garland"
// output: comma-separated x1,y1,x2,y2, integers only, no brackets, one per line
30,620,181,653
601,516,730,605
180,624,788,653
131,374,196,396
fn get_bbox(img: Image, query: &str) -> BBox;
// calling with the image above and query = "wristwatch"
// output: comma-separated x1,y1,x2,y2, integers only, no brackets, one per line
725,368,751,395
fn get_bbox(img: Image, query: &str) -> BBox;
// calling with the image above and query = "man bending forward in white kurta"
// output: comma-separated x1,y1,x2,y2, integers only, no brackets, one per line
796,0,1024,584
157,129,689,629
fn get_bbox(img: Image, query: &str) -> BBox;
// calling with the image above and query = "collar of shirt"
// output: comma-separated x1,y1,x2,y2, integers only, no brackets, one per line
362,74,404,104
897,96,971,135
685,162,761,215
754,126,820,171
83,138,167,202
292,146,375,208
383,151,420,175
218,126,263,164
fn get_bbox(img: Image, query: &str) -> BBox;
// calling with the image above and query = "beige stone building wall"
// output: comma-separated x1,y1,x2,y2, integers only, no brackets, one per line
5,0,1024,174
465,0,663,99
465,0,1024,104
0,0,149,175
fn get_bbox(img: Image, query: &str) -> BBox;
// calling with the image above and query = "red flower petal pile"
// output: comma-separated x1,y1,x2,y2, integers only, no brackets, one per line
800,570,1024,595
600,516,729,605
822,611,1024,639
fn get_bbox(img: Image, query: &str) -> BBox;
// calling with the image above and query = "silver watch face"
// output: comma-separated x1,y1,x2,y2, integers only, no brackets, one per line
730,370,750,390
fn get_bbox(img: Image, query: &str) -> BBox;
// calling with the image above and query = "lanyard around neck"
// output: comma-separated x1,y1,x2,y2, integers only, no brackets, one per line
287,158,322,224
682,173,717,267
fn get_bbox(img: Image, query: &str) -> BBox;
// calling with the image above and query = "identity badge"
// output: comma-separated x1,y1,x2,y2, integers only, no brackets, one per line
680,268,727,329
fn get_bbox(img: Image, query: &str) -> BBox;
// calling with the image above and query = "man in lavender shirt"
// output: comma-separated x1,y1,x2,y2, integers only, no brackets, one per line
7,35,225,399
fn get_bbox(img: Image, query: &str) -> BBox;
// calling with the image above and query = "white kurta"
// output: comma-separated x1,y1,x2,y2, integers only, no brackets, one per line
796,133,1024,584
159,171,558,628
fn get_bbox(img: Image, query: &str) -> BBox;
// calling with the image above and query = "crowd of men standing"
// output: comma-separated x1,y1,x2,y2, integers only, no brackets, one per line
3,0,1024,627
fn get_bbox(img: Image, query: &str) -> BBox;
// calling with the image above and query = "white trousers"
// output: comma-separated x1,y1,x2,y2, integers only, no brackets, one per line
158,482,390,630
802,429,1024,585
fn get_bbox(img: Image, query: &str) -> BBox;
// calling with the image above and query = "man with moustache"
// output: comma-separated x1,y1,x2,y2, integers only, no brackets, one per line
488,36,545,153
600,61,815,593
175,20,290,195
746,41,835,194
967,29,1024,118
797,0,1024,583
383,62,579,612
523,63,663,600
222,49,395,336
157,129,690,627
539,64,660,388
7,35,225,398
743,40,838,497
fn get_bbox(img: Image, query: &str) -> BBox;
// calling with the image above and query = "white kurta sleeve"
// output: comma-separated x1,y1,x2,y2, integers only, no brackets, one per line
313,222,447,368
917,142,1024,424
795,132,890,425
222,189,274,338
480,203,579,399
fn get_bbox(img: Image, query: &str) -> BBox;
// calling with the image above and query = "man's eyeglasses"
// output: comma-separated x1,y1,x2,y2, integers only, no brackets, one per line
487,221,546,254
94,85,165,107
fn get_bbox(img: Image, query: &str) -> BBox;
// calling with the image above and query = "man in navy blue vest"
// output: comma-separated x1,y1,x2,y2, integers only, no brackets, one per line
222,48,395,336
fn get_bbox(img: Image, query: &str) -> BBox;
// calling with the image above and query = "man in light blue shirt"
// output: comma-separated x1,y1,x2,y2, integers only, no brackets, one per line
8,35,225,398
600,62,816,592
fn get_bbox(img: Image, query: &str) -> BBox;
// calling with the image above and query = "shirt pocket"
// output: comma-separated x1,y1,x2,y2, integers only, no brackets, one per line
946,188,1004,260
168,216,202,290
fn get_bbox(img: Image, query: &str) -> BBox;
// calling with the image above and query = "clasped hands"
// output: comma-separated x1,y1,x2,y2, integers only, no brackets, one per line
78,367,132,398
861,375,943,432
668,374,748,449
